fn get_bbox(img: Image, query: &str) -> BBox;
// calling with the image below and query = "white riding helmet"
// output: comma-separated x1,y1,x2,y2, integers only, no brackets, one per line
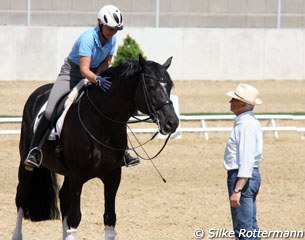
97,5,124,30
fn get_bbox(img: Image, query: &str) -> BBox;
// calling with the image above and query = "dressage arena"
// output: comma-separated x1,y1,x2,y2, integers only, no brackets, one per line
0,80,305,239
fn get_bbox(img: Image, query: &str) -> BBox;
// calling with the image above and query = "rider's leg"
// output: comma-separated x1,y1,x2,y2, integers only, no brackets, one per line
24,114,52,169
23,80,69,170
124,110,140,167
24,61,76,170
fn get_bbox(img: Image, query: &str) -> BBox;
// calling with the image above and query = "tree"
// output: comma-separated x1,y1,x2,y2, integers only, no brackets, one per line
112,34,146,66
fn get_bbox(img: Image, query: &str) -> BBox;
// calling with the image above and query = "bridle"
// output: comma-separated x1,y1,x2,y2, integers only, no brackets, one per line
140,73,173,124
77,72,174,160
128,73,173,160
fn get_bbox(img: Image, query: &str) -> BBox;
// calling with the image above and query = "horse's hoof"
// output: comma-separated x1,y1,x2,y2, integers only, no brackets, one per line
12,230,23,240
105,225,116,240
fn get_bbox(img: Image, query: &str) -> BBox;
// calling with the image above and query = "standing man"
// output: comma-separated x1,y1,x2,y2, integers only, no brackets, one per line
224,84,263,240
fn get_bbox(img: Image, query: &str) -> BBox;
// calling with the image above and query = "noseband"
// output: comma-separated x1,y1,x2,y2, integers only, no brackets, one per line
140,73,173,122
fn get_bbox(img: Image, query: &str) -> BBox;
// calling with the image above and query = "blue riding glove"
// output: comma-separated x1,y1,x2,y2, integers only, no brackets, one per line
95,76,112,91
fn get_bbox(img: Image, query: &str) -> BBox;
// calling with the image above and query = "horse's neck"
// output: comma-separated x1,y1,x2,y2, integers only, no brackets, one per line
88,84,137,122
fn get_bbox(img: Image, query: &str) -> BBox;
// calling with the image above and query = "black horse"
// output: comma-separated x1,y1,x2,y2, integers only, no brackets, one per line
12,55,179,240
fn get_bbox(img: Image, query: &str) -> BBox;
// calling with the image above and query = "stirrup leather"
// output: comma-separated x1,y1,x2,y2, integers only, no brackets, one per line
25,147,43,168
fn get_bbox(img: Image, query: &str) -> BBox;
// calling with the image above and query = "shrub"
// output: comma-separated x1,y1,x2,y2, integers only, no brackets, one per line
112,34,146,66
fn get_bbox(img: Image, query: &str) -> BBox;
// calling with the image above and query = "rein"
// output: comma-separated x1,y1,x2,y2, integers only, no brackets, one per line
77,74,173,160
127,125,172,160
77,92,126,151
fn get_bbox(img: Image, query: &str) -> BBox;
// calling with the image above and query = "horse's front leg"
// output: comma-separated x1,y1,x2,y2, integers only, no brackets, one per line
59,176,83,240
101,167,122,240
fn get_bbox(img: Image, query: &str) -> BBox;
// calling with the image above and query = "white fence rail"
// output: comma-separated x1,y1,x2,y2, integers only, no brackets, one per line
1,115,305,140
129,114,305,140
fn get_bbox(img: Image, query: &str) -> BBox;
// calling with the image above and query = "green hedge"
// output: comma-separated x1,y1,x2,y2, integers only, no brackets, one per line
112,34,146,66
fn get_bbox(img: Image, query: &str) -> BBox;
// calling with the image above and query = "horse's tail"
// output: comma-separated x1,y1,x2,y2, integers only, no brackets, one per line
15,83,60,221
16,167,60,221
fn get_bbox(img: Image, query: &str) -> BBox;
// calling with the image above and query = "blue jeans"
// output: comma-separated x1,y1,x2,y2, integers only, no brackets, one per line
227,169,261,240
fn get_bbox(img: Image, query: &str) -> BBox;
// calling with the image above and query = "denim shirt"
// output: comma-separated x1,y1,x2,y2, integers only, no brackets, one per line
224,111,263,178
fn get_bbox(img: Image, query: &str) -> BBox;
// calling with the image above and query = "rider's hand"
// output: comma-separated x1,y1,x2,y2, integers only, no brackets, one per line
95,76,112,91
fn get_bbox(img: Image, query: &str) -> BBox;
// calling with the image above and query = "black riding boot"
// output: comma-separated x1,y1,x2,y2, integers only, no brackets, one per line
123,151,140,167
24,115,51,170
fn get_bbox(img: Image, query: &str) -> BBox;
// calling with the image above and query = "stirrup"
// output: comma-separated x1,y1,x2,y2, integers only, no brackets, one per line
24,147,43,170
124,151,140,167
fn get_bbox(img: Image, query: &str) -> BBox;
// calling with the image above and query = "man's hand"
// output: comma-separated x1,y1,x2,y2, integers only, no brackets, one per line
230,192,241,208
95,76,112,91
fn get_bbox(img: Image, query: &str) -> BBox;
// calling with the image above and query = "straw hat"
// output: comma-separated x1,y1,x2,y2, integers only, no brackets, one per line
226,84,262,105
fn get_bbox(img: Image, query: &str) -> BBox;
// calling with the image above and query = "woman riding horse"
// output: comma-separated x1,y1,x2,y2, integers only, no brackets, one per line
24,4,139,170
13,55,179,240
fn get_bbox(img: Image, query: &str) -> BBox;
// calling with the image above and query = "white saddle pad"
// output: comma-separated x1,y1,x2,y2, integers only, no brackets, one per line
33,79,89,140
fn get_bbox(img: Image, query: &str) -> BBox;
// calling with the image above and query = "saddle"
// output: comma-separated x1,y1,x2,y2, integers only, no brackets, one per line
34,79,90,140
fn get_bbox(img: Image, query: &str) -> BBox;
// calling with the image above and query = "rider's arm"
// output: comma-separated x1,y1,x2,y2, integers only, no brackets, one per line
79,56,98,84
96,55,113,75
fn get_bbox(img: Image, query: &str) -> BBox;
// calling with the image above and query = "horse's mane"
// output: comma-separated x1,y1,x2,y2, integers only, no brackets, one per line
103,58,174,89
104,60,141,80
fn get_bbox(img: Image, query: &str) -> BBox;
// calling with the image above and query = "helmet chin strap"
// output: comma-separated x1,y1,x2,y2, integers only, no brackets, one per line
99,24,108,41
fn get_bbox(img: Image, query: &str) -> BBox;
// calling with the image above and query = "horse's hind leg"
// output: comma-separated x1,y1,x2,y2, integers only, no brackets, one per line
12,208,24,240
13,168,32,240
59,176,83,240
101,167,122,240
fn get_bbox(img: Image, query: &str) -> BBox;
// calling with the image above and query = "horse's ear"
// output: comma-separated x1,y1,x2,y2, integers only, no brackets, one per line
139,54,146,69
163,56,173,69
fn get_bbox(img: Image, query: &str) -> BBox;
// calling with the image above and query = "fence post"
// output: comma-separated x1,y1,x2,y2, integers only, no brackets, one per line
155,0,160,28
266,119,279,139
200,120,209,140
27,0,31,26
277,0,282,29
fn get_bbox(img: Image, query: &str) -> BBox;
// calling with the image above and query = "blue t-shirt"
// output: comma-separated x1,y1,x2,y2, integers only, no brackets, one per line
68,26,116,69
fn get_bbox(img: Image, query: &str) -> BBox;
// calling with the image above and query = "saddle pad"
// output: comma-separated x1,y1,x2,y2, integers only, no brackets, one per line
33,79,90,139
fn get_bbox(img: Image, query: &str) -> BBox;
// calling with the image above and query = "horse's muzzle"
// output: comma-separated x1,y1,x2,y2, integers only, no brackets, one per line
159,115,179,135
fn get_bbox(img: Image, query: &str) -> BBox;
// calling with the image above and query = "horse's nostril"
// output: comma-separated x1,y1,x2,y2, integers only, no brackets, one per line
167,119,173,128
165,118,178,132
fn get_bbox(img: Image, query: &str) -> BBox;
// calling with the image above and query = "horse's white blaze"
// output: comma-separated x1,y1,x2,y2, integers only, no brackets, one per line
160,82,167,91
12,208,23,240
105,225,117,240
62,216,77,240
